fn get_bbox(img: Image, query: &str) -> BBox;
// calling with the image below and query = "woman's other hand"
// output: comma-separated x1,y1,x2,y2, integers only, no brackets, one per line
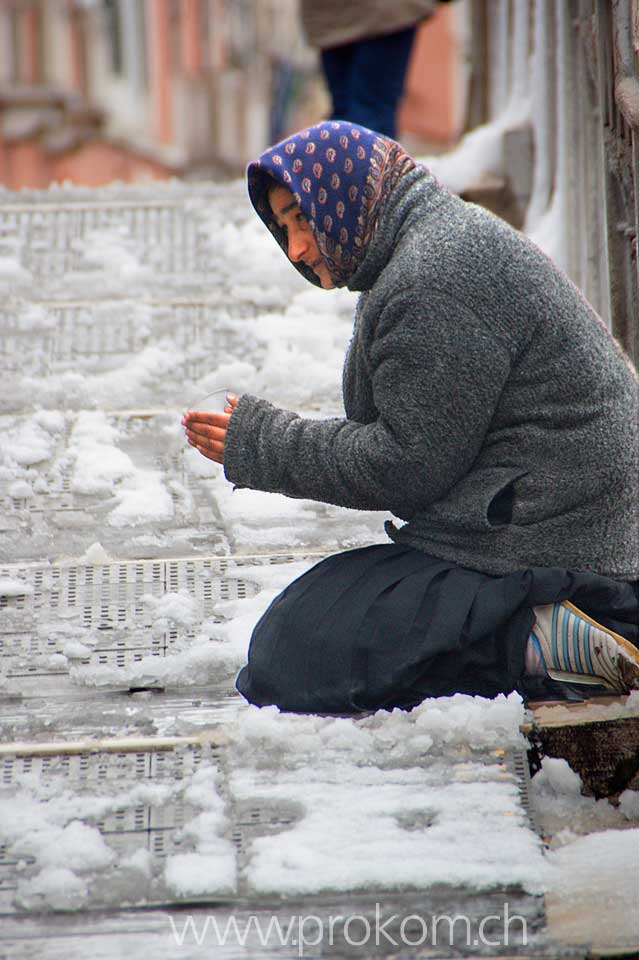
181,394,239,464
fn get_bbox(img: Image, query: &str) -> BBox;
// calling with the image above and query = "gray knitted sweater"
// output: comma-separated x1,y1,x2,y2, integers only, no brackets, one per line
225,168,639,579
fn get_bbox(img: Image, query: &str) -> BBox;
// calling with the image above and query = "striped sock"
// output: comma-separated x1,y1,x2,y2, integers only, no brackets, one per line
525,630,547,677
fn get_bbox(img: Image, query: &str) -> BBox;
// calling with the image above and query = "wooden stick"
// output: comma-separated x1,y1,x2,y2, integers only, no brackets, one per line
0,728,228,758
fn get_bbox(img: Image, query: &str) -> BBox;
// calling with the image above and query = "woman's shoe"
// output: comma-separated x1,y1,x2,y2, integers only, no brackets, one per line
532,600,639,693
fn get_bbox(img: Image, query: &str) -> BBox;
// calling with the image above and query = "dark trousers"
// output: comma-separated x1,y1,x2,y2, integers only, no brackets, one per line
320,26,417,139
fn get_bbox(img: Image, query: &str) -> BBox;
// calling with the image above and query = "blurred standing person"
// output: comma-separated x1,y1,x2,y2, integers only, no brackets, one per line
300,0,436,138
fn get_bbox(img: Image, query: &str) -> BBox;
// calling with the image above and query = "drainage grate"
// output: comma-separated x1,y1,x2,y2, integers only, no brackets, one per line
0,201,209,278
0,299,263,386
0,557,265,694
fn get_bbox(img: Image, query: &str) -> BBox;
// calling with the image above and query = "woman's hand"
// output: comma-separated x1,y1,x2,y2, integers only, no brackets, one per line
181,394,239,465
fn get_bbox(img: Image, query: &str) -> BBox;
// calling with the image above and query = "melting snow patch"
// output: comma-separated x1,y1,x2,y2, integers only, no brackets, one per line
0,577,33,596
164,767,236,897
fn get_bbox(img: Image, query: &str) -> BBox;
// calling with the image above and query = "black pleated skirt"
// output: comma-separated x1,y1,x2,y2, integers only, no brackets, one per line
235,543,639,714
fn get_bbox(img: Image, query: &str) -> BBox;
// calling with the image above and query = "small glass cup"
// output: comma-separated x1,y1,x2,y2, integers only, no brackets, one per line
181,388,235,481
184,386,233,414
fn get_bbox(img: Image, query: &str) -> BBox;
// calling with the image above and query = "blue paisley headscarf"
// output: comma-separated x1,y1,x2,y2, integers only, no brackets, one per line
247,120,415,288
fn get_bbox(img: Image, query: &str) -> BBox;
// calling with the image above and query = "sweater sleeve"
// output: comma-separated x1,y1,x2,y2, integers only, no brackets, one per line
223,290,512,514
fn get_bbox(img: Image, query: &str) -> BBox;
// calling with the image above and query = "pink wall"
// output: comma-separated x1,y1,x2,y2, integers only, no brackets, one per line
2,137,174,190
4,140,49,189
52,141,175,186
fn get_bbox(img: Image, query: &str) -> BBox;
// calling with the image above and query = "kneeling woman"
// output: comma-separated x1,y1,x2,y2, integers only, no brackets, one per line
183,121,639,713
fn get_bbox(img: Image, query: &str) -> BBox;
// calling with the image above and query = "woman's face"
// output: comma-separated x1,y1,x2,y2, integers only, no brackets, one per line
268,184,335,289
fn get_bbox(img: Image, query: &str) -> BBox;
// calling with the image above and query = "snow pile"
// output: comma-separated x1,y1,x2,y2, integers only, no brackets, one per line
0,780,163,911
70,227,152,282
142,590,201,629
248,286,358,408
69,411,136,494
68,410,173,526
109,468,174,527
530,756,638,846
11,371,94,413
0,576,33,597
200,211,308,309
0,410,66,469
81,541,112,563
14,302,58,332
0,247,31,287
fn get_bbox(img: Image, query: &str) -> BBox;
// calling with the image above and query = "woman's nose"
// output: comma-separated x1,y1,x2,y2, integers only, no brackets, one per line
287,228,310,262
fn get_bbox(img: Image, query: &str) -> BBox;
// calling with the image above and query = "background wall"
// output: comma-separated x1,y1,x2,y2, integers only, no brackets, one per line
0,0,465,190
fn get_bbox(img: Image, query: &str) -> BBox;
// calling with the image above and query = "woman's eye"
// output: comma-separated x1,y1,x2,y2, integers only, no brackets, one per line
297,213,308,228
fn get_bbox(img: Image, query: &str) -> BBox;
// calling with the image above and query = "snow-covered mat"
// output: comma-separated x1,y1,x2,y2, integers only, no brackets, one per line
0,696,545,956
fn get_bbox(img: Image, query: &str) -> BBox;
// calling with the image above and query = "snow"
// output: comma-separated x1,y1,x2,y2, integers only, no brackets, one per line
0,413,64,468
164,768,236,897
0,766,229,911
545,830,639,944
69,411,136,494
225,694,552,897
80,541,112,563
109,468,174,527
240,769,543,895
0,577,33,596
70,559,316,689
